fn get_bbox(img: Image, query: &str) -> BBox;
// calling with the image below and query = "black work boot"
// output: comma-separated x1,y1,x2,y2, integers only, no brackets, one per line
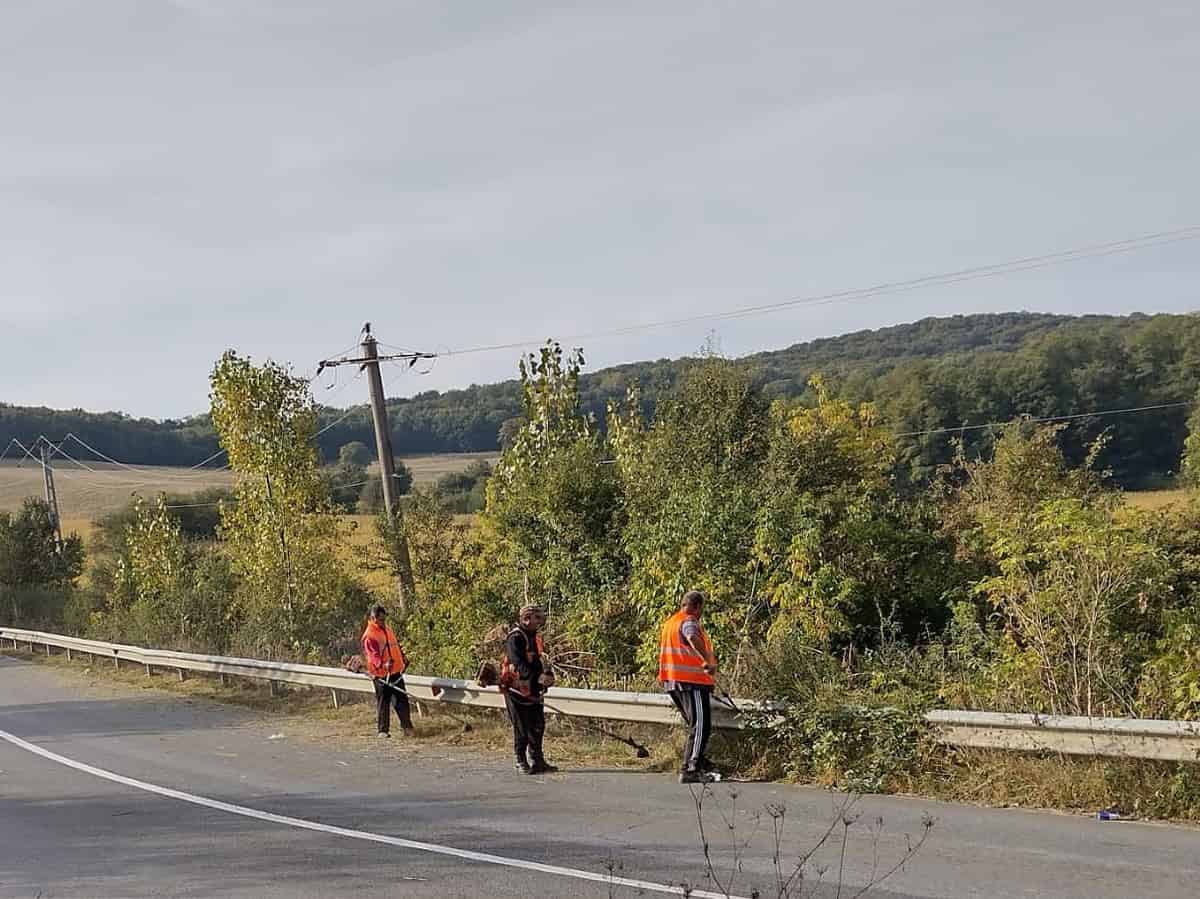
529,759,559,775
679,768,715,784
515,759,532,774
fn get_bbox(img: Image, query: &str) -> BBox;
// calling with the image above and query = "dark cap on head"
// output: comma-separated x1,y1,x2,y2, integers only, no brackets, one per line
681,590,705,609
371,604,387,618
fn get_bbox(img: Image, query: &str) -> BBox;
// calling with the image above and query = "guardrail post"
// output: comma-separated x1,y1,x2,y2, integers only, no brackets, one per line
66,648,73,661
113,656,120,670
219,673,229,687
330,689,341,709
269,680,281,698
44,643,51,656
145,663,153,676
178,669,187,682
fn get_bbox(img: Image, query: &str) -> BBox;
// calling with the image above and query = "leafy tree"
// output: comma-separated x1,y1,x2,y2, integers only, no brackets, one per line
0,498,84,626
436,460,491,494
122,496,191,643
324,462,369,512
355,460,414,512
434,459,492,513
753,379,959,650
338,440,372,466
1184,391,1200,488
943,422,1108,564
210,351,364,659
498,417,523,449
485,342,628,664
974,498,1165,716
613,357,769,661
361,488,505,676
477,340,633,672
160,486,234,539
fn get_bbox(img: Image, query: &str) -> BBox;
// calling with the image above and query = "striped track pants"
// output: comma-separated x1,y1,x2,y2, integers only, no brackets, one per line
668,686,712,772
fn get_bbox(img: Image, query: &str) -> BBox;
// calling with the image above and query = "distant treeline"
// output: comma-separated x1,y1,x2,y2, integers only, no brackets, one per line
4,311,1198,487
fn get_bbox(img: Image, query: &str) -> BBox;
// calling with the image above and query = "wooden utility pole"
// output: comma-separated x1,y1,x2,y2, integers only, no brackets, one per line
317,326,433,610
39,442,63,549
361,330,416,607
362,334,400,522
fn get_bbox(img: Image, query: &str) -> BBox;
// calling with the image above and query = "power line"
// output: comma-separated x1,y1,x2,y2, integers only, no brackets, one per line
162,475,406,509
894,401,1193,439
0,438,21,465
41,439,197,489
317,349,437,373
441,224,1200,357
315,402,367,438
187,447,229,470
62,434,230,480
23,398,366,488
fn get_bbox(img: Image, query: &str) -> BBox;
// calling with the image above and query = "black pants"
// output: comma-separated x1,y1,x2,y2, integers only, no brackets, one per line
375,673,413,734
505,693,546,765
669,686,712,772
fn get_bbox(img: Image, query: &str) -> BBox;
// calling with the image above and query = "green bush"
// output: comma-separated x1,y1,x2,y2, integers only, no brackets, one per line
758,702,928,792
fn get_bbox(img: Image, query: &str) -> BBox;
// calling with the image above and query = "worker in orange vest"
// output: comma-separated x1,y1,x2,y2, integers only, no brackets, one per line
658,590,719,783
362,604,413,738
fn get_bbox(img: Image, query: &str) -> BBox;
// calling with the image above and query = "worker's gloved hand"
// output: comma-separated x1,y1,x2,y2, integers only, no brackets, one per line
539,673,555,688
703,662,718,675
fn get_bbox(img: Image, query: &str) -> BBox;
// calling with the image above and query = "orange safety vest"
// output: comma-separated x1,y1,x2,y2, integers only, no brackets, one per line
500,627,545,700
657,609,715,686
361,620,407,678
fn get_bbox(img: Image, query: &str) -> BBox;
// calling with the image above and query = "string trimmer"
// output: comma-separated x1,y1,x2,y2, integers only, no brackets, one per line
544,700,652,758
477,661,651,759
374,677,474,733
342,654,473,732
713,686,743,716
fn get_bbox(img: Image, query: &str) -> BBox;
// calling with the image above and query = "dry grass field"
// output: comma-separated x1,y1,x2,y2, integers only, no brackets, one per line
0,460,235,520
0,452,497,520
395,451,497,484
1124,487,1193,511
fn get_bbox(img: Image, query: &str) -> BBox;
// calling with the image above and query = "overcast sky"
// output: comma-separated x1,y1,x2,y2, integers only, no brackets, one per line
2,1,1197,419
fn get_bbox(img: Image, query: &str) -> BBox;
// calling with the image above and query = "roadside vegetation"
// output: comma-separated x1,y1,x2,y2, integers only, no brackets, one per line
4,336,1200,819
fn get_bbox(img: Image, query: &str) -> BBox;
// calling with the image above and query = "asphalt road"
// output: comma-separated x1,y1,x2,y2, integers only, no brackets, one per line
3,654,1200,898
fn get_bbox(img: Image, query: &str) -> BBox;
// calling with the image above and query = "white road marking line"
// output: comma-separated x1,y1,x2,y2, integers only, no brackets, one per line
0,728,745,899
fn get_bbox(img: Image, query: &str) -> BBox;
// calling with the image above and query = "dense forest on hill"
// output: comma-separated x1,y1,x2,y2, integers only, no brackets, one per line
4,311,1199,486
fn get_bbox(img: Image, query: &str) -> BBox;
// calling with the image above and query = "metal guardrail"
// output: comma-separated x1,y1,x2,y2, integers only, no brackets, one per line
0,627,741,728
926,709,1200,762
5,628,1200,761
